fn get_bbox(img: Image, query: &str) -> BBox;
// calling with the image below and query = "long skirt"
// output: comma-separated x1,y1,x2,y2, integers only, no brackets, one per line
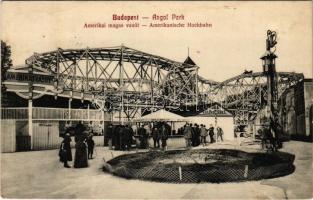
74,142,88,168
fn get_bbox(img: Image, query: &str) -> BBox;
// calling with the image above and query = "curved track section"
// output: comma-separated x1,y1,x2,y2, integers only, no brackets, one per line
198,72,304,124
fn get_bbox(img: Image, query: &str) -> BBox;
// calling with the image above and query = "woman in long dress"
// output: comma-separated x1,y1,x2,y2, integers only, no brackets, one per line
74,133,89,168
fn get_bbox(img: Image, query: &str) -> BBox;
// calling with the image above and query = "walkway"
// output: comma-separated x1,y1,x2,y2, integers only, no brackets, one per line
1,141,312,199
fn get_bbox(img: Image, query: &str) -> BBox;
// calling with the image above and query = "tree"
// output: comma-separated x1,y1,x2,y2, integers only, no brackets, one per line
1,40,13,91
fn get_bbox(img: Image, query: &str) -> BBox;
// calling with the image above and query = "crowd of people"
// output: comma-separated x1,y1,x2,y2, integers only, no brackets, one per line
149,123,170,150
182,123,224,148
105,122,170,151
59,121,224,168
106,124,135,151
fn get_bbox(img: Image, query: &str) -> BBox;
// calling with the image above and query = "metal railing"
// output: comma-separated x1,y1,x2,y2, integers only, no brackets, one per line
1,107,107,121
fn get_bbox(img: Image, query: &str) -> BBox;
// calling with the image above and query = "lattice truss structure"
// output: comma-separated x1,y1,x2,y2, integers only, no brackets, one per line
24,46,199,119
199,72,304,125
4,46,304,124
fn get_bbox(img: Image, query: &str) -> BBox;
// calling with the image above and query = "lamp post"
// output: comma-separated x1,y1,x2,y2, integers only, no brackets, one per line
260,30,282,151
260,30,278,123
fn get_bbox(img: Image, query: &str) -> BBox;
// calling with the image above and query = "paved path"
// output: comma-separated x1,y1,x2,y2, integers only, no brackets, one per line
1,141,312,199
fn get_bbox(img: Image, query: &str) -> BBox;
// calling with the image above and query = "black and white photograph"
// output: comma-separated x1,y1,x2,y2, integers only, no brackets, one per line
1,1,312,199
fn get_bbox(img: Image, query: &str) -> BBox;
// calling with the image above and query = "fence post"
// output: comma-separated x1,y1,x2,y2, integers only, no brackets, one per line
87,104,90,121
179,166,182,181
244,165,249,178
68,98,72,123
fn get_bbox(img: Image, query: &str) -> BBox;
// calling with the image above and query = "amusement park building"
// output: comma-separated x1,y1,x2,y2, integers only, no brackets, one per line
2,78,311,153
1,92,109,152
186,104,235,141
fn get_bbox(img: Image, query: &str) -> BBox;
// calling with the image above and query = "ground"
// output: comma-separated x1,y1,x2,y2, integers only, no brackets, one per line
1,141,312,199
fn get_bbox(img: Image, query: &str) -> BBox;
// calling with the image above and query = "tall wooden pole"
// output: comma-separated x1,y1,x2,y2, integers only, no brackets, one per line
120,44,124,125
28,63,33,150
28,99,33,150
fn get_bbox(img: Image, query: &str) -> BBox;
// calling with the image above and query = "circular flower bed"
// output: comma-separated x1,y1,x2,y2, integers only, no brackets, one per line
103,149,295,183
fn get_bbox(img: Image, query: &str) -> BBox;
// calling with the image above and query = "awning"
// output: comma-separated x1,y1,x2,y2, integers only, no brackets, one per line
132,109,189,122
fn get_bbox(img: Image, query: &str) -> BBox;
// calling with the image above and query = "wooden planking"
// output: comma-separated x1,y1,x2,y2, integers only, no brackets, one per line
32,121,104,150
1,120,16,153
1,120,105,151
32,121,62,150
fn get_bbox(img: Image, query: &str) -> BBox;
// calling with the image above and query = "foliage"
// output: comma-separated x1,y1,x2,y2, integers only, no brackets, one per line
1,41,13,90
1,41,13,70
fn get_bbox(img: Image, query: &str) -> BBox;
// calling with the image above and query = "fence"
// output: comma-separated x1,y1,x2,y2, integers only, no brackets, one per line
1,106,108,152
104,149,295,183
1,119,105,152
1,107,109,121
1,120,16,152
1,108,28,120
108,162,295,183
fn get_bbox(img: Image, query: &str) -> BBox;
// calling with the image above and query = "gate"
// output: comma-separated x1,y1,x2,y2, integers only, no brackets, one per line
15,121,31,151
32,121,61,150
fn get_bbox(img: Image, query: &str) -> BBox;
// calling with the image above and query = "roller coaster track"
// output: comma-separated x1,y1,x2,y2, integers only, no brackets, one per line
2,45,304,124
205,71,304,124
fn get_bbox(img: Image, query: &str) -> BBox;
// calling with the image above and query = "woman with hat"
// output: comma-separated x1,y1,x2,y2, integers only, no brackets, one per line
74,131,89,168
59,133,72,168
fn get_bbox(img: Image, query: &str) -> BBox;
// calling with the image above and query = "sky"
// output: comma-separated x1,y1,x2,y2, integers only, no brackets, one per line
1,1,312,81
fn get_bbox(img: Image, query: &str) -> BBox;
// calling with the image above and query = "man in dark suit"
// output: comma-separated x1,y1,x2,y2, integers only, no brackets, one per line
208,124,215,143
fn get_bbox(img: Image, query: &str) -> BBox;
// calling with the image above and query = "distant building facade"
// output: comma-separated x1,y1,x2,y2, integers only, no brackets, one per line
279,79,313,138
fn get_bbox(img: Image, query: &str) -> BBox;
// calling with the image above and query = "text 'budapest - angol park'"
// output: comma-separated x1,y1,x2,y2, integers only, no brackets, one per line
83,14,212,29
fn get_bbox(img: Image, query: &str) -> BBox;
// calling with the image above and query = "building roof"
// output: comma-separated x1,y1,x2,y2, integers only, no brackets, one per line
133,109,188,122
183,56,197,66
197,104,233,117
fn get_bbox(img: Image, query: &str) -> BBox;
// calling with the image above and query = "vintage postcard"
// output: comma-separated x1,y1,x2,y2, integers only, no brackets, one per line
1,1,312,199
